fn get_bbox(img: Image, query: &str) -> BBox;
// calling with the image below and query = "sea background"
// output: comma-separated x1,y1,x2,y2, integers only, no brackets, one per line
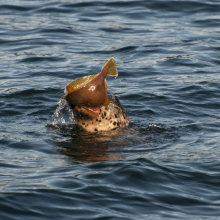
1,0,220,219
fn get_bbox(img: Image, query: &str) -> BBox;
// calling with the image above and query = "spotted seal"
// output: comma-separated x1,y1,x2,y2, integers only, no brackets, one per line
64,58,130,132
68,94,130,132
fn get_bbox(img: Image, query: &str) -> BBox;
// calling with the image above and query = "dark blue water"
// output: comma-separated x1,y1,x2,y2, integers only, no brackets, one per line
1,0,220,219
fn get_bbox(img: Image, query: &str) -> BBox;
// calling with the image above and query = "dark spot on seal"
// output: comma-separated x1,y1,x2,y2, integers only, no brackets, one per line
106,118,108,120
105,107,109,110
110,121,112,123
123,112,126,119
96,119,98,121
113,122,116,125
115,114,118,118
94,128,98,131
104,112,106,116
82,123,85,125
117,122,119,127
99,119,101,122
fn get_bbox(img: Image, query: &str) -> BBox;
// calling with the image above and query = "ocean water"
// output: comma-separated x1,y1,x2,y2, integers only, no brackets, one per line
1,0,220,219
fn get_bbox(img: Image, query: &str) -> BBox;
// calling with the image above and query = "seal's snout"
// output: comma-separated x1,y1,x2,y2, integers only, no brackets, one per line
73,95,130,132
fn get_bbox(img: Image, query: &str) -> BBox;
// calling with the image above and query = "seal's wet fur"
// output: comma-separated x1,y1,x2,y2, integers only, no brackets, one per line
68,94,130,132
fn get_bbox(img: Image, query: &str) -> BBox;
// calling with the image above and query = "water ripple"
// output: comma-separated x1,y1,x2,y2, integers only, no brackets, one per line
1,0,220,219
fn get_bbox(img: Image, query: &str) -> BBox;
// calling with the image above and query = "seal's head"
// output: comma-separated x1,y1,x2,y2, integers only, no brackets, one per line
64,58,129,132
69,94,130,132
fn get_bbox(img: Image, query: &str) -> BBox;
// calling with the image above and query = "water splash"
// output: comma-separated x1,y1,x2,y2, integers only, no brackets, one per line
51,99,74,127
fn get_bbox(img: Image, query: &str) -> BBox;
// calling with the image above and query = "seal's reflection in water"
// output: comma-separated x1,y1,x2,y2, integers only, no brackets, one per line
55,124,176,163
57,127,129,163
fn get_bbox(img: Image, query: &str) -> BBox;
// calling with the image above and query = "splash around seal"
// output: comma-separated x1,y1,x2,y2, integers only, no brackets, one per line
64,58,118,110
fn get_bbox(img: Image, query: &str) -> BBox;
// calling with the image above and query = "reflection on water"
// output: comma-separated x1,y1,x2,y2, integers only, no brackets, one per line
57,131,125,163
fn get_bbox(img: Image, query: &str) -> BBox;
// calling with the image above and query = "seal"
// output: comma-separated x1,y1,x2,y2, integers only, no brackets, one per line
64,58,130,132
68,94,130,132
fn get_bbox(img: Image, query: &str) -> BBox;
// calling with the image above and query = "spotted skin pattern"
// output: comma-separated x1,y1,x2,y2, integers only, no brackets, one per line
71,95,130,132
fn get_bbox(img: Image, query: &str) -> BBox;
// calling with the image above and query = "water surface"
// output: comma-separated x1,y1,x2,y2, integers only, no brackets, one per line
1,0,220,219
